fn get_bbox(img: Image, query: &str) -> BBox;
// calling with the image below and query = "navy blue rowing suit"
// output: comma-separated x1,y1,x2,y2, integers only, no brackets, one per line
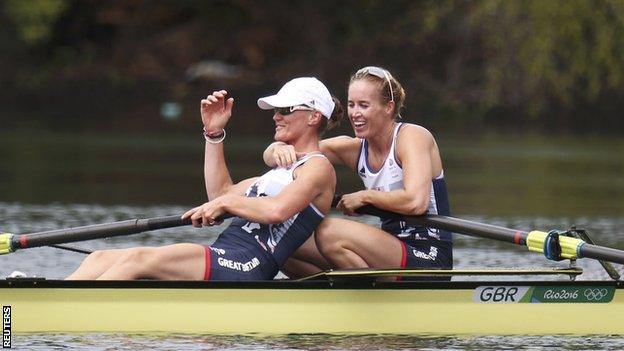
357,123,453,270
203,154,326,280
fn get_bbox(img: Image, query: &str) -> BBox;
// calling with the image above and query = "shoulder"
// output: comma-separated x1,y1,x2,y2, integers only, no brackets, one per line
396,123,436,151
296,156,335,178
292,157,336,193
397,123,434,139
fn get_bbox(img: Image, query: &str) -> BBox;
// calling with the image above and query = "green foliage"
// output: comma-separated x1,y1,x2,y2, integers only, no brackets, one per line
2,0,624,133
4,0,68,44
470,0,624,118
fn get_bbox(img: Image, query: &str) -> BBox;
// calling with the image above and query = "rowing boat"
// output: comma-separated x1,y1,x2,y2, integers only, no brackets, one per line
1,204,623,335
1,269,622,335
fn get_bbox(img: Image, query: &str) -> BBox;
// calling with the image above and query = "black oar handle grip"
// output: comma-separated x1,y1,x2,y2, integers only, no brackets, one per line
332,195,402,220
355,205,402,220
146,214,233,230
146,216,192,230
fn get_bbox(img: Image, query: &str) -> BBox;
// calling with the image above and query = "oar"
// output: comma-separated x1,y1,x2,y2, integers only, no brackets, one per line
0,194,346,256
352,204,624,265
0,195,345,255
0,215,227,255
48,244,93,255
0,197,345,255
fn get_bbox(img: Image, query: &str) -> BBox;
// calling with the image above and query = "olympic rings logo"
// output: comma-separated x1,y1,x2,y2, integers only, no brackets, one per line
584,288,609,301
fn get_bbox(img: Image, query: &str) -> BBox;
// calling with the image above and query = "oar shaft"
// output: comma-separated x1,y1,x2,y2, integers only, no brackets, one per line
356,206,529,244
13,216,191,250
581,244,624,265
355,205,624,265
0,215,202,255
16,219,144,249
406,215,529,245
48,244,93,255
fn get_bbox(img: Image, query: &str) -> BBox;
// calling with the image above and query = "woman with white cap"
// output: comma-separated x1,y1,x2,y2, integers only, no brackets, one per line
263,67,452,279
66,77,343,281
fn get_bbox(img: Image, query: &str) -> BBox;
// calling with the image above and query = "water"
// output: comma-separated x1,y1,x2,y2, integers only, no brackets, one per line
1,130,623,217
1,131,623,349
13,333,624,350
1,202,622,280
1,202,623,350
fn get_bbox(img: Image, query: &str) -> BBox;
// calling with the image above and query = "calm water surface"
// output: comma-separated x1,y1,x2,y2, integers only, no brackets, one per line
1,131,623,350
1,130,622,217
14,333,624,350
1,203,623,350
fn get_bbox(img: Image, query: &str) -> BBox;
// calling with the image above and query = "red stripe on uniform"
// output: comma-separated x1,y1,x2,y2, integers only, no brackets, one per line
400,241,407,268
396,241,408,282
203,246,212,281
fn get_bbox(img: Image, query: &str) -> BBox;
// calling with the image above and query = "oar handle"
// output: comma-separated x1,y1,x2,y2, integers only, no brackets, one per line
145,215,192,230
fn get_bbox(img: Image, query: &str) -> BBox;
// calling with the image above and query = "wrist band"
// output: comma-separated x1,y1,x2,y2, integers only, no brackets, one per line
203,127,226,144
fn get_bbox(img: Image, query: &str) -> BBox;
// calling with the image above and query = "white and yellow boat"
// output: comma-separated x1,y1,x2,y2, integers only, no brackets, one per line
1,269,622,335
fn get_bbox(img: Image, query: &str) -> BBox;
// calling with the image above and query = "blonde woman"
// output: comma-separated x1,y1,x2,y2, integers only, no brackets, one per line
264,67,452,278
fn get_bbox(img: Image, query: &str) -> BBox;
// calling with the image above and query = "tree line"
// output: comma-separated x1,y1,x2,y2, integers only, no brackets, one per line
2,0,624,134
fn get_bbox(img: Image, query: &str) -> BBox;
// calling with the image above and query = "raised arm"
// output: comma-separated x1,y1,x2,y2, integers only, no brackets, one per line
200,90,236,199
337,125,441,216
263,136,361,170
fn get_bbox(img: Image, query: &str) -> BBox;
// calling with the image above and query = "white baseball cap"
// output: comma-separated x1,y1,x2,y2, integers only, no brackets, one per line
257,77,335,119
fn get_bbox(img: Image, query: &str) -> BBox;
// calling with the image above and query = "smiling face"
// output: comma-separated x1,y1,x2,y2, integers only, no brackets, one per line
347,79,394,139
273,108,314,143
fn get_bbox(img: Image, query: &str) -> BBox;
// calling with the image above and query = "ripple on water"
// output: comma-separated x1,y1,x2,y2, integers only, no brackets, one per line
13,333,624,351
0,202,622,279
2,203,624,350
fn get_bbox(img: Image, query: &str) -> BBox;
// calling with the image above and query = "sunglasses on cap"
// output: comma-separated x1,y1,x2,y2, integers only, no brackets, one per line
356,66,395,102
274,105,315,116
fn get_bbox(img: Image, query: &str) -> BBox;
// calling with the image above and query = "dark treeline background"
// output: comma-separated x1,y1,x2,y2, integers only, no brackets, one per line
2,0,624,136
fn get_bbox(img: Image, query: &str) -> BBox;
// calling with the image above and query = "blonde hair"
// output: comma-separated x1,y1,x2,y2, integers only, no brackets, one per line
350,66,405,120
318,96,344,136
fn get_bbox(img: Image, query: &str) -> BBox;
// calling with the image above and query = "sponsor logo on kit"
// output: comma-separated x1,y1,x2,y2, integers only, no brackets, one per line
474,286,615,303
411,246,438,261
209,247,225,255
217,257,260,272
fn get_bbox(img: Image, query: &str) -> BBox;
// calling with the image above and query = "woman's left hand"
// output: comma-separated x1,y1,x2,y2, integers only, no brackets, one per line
201,90,234,133
336,191,367,216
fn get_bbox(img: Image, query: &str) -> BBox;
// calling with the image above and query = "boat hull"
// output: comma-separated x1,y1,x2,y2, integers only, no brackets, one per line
1,279,622,335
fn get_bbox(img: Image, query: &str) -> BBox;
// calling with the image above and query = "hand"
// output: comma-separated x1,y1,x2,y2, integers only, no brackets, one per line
336,191,366,216
182,198,227,228
271,144,307,168
200,90,234,132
